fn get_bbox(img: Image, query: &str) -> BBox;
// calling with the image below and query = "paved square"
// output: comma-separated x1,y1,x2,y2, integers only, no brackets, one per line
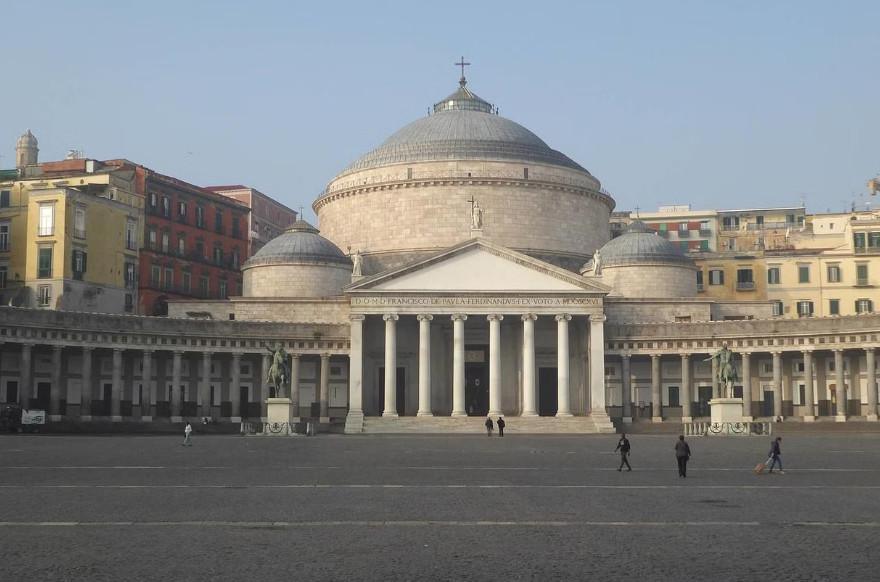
1,433,879,581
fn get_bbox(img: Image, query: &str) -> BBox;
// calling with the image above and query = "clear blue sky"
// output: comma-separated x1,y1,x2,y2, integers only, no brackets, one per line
2,1,879,218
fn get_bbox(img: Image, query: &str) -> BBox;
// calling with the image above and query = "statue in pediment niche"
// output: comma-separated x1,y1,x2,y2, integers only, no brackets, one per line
472,202,483,230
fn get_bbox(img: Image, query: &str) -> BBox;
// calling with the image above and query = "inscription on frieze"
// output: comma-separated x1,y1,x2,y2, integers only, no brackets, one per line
351,296,601,307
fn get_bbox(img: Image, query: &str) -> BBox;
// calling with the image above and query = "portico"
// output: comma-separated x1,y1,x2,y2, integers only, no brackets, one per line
342,239,614,433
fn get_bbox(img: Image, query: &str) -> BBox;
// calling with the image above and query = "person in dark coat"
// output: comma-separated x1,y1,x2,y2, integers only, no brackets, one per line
675,435,691,478
496,416,505,437
615,433,632,471
768,437,784,474
484,417,494,436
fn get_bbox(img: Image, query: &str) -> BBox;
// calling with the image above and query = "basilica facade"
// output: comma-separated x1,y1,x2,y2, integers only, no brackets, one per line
1,77,878,431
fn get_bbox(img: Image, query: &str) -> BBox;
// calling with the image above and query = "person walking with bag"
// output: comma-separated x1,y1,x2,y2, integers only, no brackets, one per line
615,433,632,471
675,435,691,478
484,416,494,437
496,416,505,437
767,436,784,474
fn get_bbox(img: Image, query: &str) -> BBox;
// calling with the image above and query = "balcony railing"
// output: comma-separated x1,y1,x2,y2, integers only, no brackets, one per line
73,228,86,239
698,228,712,237
736,281,756,291
746,221,797,231
677,230,691,238
36,226,54,236
856,278,871,287
697,283,704,293
854,247,880,255
721,224,740,231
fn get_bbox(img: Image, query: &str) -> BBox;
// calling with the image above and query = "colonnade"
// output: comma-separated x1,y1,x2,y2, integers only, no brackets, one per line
347,312,607,418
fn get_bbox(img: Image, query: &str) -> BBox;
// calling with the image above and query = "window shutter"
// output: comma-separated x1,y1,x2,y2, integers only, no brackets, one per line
72,250,77,271
82,251,87,273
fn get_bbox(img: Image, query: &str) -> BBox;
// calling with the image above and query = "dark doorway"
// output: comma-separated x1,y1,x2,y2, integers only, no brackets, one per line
697,386,712,417
762,390,774,417
239,386,250,418
6,381,18,404
36,382,50,410
378,367,406,415
538,368,558,416
465,346,488,416
102,383,112,416
830,386,838,416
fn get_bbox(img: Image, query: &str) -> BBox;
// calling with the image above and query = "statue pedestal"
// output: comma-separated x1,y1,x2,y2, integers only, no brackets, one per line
265,397,295,436
710,398,745,424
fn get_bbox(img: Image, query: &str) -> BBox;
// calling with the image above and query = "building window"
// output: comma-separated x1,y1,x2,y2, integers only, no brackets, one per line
73,206,86,239
798,265,810,284
124,293,134,313
796,300,814,318
231,249,239,269
736,268,755,290
857,264,869,286
870,232,880,248
182,271,191,293
196,206,205,228
667,386,680,407
178,201,187,218
195,241,205,260
0,222,10,251
37,247,52,278
755,215,764,227
38,203,54,236
709,269,724,285
215,209,224,234
827,264,841,283
767,267,780,285
213,247,223,265
177,236,186,256
772,300,784,316
72,249,87,280
696,270,704,292
232,217,241,239
161,196,171,218
161,232,169,253
0,265,7,289
125,220,137,251
199,275,209,297
219,280,228,299
148,229,157,250
163,267,173,290
124,262,136,289
0,190,9,208
149,192,157,208
150,265,161,287
37,284,51,306
856,298,873,314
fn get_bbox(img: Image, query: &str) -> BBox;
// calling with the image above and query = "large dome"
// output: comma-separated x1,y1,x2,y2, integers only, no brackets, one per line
339,109,588,176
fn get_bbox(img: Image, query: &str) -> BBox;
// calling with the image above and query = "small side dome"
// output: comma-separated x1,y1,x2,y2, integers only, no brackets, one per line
589,220,697,298
242,219,352,298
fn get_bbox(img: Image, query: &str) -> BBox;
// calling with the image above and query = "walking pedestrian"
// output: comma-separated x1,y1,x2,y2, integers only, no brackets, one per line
497,416,505,437
615,433,632,471
675,435,691,478
768,436,784,474
183,421,193,446
484,416,494,437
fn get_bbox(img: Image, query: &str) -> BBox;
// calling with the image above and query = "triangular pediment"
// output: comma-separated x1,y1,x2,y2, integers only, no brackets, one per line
347,239,609,294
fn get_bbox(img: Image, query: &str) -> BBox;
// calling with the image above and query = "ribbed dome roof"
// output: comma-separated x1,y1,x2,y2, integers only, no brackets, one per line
17,129,37,147
337,82,588,176
243,219,351,268
597,221,694,267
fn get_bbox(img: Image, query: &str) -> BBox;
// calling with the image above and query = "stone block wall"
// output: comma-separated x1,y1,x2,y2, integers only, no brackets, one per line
243,263,351,298
600,264,697,299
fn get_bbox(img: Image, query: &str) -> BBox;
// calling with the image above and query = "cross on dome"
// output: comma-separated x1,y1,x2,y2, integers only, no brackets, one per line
454,56,471,87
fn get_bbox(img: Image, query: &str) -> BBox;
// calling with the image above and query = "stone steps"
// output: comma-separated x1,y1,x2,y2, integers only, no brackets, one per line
361,415,616,434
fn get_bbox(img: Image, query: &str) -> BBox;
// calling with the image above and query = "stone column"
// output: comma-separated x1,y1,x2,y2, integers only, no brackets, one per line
488,314,504,417
260,353,270,421
866,348,877,421
80,347,93,419
345,315,365,433
802,350,815,421
171,350,183,421
50,346,63,420
589,314,608,418
19,343,32,408
621,354,632,423
771,351,783,419
290,354,301,420
382,314,399,417
417,315,434,417
555,314,572,417
200,352,212,419
741,352,753,420
521,314,538,417
834,349,846,421
319,353,330,422
230,353,242,421
651,354,662,422
681,354,692,422
451,314,468,416
111,348,123,421
142,350,153,421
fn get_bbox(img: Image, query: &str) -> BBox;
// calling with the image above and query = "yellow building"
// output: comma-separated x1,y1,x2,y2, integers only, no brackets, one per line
0,152,143,313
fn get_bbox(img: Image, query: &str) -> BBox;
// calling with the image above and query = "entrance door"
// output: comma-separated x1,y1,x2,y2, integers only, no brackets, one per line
36,382,50,410
239,386,249,418
103,383,112,416
762,390,774,417
6,381,18,405
465,362,488,416
830,385,838,416
697,386,712,416
538,368,558,416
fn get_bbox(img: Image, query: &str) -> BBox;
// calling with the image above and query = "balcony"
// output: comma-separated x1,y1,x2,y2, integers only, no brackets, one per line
36,226,54,236
721,224,740,231
746,221,797,231
73,228,86,239
856,278,871,287
677,230,691,238
736,281,756,291
697,283,704,293
854,247,880,255
698,228,712,237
